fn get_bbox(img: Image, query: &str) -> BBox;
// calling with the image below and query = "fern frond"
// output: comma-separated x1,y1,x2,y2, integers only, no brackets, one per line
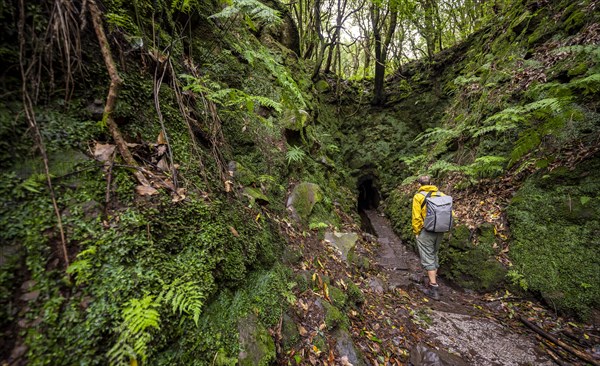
123,296,161,335
569,73,600,95
521,98,563,114
286,145,306,164
108,296,161,365
157,279,206,326
428,160,460,176
471,121,518,137
509,130,541,166
210,0,282,28
463,156,507,179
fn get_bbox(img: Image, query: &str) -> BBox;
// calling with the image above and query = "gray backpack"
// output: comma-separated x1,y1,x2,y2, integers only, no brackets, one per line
420,191,453,232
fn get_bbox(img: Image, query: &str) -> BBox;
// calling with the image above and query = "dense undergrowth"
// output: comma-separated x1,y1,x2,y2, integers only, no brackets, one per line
0,0,353,364
1,0,599,363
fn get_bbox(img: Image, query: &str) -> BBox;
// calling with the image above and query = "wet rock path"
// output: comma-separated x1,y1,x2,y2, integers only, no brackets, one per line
363,209,553,366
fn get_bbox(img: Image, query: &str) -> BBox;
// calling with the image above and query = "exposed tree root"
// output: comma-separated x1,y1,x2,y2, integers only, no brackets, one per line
521,316,600,366
18,0,69,268
88,0,150,187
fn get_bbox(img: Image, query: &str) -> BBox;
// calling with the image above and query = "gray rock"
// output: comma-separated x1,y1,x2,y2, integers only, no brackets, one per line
333,328,366,366
286,182,322,221
409,342,467,366
238,314,275,366
324,231,358,261
368,277,385,294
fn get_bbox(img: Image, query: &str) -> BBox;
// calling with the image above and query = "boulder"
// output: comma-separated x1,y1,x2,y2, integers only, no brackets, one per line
238,314,275,366
324,231,358,261
409,342,467,366
287,182,322,221
333,328,367,366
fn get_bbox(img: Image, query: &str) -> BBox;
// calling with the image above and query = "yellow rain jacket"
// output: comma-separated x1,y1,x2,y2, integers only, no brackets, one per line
412,185,446,235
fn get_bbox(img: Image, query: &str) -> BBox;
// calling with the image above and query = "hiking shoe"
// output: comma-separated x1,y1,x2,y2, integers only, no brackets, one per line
427,284,440,301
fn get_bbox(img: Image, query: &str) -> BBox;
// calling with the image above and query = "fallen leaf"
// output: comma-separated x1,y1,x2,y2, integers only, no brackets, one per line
229,226,239,237
298,325,308,336
157,157,170,171
135,185,159,196
93,142,115,163
157,131,167,145
171,188,186,203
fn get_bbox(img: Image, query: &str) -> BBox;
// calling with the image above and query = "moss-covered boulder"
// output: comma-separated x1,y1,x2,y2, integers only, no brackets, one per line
281,313,300,351
286,182,322,222
324,231,359,261
346,281,365,308
238,314,276,366
243,187,270,206
441,224,506,292
447,225,473,251
228,161,258,187
507,159,600,318
333,329,367,366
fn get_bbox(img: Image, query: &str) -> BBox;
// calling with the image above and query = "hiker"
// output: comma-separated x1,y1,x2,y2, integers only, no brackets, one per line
412,175,453,300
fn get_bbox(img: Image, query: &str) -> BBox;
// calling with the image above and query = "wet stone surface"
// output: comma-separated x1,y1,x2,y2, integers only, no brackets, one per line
362,209,553,366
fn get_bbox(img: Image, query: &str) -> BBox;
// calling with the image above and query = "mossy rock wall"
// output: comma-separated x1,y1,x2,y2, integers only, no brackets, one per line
507,158,600,318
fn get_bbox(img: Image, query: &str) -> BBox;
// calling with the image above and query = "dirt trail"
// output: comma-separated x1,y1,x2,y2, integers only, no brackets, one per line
363,209,554,366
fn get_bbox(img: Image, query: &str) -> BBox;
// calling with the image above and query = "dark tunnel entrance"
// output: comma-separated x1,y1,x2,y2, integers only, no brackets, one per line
358,177,380,211
357,176,381,234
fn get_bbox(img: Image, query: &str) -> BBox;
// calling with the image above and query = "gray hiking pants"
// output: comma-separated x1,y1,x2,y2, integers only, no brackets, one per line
416,230,444,271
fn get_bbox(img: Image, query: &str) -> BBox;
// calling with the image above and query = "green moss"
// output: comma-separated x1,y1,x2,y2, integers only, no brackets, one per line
563,10,586,34
507,160,600,319
447,225,472,251
346,282,365,307
441,223,506,292
568,62,589,77
314,79,330,93
329,286,348,310
323,301,349,331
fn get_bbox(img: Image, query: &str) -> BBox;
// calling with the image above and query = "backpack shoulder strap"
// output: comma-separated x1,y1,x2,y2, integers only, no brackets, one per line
420,191,433,209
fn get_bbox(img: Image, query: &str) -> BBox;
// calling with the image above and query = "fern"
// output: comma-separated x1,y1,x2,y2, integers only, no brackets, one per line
414,127,456,144
286,145,305,164
108,296,161,365
463,156,507,179
510,129,541,165
171,0,196,12
181,75,282,114
569,73,600,95
210,0,283,28
157,279,205,326
428,160,460,176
